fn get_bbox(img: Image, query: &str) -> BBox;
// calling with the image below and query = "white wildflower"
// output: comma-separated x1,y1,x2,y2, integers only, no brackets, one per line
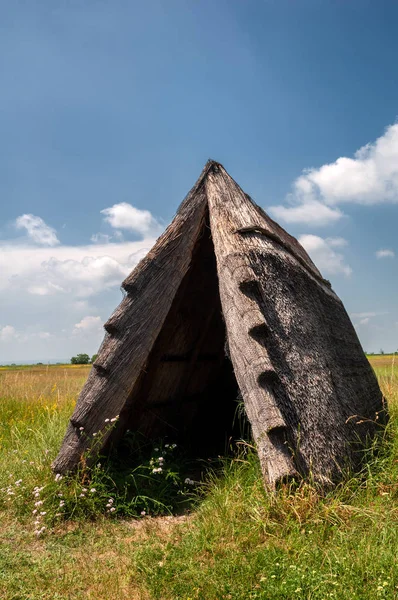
34,500,43,507
104,418,110,423
141,510,146,516
54,473,63,482
109,507,116,512
90,488,96,493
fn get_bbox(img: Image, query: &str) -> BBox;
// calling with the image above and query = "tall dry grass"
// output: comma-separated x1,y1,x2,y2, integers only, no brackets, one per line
0,358,397,599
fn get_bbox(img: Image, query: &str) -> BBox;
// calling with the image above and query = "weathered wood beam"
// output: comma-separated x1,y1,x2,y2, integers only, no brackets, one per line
206,169,298,488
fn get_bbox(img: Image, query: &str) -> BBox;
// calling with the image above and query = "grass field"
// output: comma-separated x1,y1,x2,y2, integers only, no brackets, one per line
1,358,398,599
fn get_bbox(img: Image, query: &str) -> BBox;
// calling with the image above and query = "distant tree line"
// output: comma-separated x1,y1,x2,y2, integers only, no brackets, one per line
70,353,98,365
366,350,398,356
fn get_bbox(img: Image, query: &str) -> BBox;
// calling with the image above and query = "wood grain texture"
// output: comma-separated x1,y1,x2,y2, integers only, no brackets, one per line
206,164,385,486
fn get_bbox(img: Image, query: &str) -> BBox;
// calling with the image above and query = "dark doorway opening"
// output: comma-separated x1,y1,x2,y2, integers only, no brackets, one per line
108,214,250,461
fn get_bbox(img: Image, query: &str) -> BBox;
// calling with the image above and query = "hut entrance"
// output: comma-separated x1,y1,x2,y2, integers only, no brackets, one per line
112,214,247,458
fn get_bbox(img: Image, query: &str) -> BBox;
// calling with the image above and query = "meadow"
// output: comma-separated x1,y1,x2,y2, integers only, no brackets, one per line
0,357,398,599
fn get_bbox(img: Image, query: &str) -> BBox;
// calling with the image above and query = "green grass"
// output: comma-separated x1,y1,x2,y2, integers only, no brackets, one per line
1,359,398,599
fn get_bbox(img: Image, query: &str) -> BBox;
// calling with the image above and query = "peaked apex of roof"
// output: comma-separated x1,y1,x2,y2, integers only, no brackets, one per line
195,158,239,185
176,158,223,206
173,160,327,286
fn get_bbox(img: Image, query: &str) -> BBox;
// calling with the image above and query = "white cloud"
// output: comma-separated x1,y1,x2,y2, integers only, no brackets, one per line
326,237,348,248
0,236,154,361
0,325,18,342
73,315,102,335
351,311,388,330
0,202,162,361
0,326,54,345
269,199,343,226
359,317,370,326
101,202,161,237
0,241,152,298
0,200,159,361
38,332,52,339
269,122,398,226
351,312,380,319
298,235,352,277
15,214,59,246
90,233,112,244
90,231,124,244
36,255,128,297
376,249,395,259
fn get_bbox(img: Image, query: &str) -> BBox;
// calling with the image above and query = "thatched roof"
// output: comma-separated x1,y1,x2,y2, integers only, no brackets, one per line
53,160,386,488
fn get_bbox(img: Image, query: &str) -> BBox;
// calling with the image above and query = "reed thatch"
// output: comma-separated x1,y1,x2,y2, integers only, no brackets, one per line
53,160,386,488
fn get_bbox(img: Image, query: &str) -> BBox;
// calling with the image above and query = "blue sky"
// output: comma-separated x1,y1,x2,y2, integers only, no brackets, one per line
1,0,398,361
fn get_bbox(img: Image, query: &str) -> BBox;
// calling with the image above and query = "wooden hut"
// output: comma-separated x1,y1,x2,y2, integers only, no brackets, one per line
53,161,386,488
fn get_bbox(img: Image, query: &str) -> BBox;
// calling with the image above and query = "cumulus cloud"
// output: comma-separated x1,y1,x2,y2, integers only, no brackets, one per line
101,202,161,237
0,326,52,343
90,231,124,244
38,331,52,339
0,206,160,361
269,199,343,226
298,235,352,277
73,315,102,335
0,238,153,360
0,241,152,298
0,325,18,342
90,233,112,244
326,237,348,248
34,255,128,297
15,214,59,246
269,122,398,226
376,249,395,259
